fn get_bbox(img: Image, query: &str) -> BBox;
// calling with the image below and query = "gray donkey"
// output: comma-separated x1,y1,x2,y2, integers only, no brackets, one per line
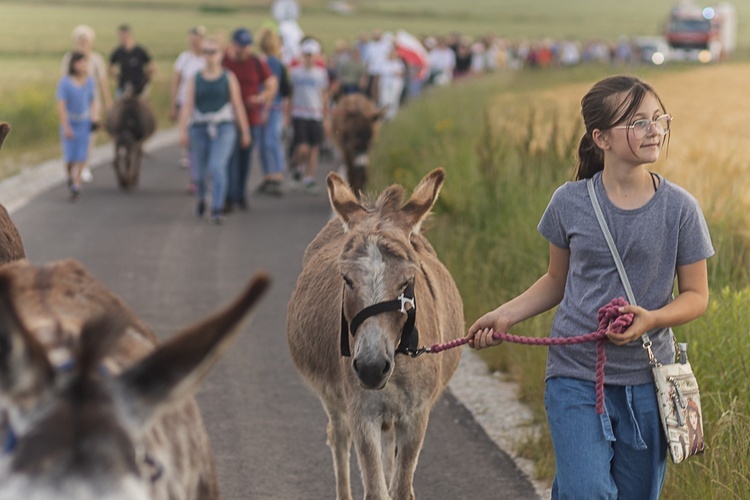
0,259,270,499
0,123,26,264
287,169,462,500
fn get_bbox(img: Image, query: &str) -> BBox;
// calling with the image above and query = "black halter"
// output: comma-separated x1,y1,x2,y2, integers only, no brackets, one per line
340,283,421,358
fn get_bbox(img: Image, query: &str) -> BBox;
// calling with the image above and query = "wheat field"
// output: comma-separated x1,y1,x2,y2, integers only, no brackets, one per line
485,64,750,235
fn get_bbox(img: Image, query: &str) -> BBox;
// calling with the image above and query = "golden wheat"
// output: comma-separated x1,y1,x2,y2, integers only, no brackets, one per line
487,65,750,235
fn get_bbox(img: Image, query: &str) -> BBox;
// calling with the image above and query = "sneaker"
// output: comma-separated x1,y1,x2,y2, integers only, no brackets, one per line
255,180,270,194
69,185,80,202
196,200,206,218
289,169,303,191
81,166,93,183
265,180,284,197
302,179,319,195
222,202,233,214
211,210,224,225
179,156,189,169
237,199,249,210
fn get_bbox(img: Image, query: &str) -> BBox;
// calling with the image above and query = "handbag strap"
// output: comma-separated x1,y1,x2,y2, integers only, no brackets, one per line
587,179,655,360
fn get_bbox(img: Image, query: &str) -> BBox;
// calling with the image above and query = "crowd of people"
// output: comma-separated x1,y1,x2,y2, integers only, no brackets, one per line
54,24,661,216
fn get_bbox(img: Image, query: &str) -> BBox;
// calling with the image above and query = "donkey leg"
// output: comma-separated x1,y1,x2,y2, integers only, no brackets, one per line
353,419,390,500
324,404,353,500
381,426,396,491
389,412,429,500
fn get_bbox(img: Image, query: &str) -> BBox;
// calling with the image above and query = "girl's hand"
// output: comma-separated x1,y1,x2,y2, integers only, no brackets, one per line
607,304,656,346
465,308,512,350
64,125,74,140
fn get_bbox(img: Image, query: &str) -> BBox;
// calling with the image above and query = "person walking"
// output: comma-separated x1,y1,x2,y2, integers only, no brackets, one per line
170,25,206,190
255,28,289,196
377,45,405,120
56,52,99,201
466,75,713,499
61,25,111,184
288,38,329,194
179,36,251,224
109,24,155,97
222,27,278,211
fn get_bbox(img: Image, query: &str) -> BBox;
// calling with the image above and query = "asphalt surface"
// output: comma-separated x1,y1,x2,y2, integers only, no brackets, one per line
10,143,538,499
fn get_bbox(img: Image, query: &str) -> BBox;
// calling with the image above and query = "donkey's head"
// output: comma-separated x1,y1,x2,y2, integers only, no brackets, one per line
328,169,444,390
0,264,270,499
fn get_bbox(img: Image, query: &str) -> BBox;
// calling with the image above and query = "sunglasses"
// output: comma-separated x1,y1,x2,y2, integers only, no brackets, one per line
202,49,219,55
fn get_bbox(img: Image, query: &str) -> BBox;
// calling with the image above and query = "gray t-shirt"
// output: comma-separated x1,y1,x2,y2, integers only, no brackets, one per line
538,171,714,385
289,65,329,120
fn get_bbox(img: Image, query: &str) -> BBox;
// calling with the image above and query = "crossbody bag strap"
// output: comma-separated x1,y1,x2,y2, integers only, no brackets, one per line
587,179,655,360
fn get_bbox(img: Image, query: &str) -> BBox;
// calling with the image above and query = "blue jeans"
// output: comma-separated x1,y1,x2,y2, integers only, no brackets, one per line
545,377,667,500
227,125,262,204
257,107,285,176
189,122,236,212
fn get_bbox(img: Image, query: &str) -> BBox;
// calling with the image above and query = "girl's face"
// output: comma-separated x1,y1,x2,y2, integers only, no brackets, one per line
74,57,88,76
605,92,667,167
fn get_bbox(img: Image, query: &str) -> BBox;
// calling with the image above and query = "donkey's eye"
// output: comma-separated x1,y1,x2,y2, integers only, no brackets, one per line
343,275,354,289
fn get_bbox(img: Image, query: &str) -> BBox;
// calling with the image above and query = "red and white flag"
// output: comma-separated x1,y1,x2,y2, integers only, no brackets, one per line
395,30,429,79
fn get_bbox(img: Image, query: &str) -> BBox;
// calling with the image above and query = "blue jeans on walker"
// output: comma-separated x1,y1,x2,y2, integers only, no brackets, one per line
227,125,263,205
257,107,285,176
189,122,236,213
545,377,667,500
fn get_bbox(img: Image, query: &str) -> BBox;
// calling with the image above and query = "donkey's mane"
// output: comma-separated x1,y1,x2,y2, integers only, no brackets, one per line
359,185,406,215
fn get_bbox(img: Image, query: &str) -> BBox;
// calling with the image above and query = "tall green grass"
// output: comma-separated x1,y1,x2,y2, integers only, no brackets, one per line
371,68,750,498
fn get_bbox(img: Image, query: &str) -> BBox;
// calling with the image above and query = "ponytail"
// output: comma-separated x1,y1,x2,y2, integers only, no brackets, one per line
575,132,604,180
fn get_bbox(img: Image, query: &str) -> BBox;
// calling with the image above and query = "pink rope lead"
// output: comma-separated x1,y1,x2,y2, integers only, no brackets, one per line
427,298,634,415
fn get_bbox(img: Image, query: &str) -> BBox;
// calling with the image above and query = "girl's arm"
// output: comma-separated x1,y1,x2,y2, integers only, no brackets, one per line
608,259,709,346
228,72,251,148
468,242,570,349
57,98,73,140
178,77,195,148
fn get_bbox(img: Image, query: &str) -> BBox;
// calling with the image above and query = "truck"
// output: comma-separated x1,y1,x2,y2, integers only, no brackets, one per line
664,1,736,61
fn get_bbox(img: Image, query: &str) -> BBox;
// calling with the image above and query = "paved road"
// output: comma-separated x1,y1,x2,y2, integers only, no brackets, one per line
11,143,537,499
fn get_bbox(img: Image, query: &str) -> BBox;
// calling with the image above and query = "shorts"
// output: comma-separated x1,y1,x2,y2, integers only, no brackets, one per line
291,118,323,148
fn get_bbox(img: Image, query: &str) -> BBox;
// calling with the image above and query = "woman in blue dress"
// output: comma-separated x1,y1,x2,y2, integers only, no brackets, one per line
56,52,99,200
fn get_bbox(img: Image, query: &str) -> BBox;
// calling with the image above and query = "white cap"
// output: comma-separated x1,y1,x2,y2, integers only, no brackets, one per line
300,38,321,55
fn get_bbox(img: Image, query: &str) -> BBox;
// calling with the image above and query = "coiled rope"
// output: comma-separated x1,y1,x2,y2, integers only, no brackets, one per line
427,298,634,414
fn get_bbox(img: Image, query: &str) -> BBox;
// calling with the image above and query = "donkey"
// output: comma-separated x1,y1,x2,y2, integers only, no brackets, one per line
287,169,462,500
105,86,156,190
0,258,270,500
330,94,385,197
0,123,26,264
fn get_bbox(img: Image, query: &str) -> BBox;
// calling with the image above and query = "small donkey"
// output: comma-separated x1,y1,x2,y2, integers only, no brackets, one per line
287,169,462,500
0,123,26,264
0,259,269,499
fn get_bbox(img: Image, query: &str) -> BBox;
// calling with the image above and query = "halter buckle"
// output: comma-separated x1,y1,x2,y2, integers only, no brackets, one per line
398,293,415,313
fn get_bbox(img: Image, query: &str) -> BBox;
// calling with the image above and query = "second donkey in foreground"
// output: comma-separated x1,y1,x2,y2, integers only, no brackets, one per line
287,169,462,499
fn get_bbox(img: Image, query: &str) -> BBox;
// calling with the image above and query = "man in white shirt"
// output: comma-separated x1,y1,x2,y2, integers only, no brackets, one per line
428,37,456,86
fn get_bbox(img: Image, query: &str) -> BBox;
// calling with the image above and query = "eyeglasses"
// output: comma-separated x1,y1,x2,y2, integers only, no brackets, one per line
613,114,672,139
202,49,218,55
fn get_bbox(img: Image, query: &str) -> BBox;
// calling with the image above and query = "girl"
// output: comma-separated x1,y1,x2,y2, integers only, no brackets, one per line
467,75,713,499
179,35,251,224
56,51,99,200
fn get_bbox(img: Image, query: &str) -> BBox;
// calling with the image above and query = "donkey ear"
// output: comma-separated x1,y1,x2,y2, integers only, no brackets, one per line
114,273,270,428
399,168,445,235
327,172,366,229
0,123,10,151
0,275,54,397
